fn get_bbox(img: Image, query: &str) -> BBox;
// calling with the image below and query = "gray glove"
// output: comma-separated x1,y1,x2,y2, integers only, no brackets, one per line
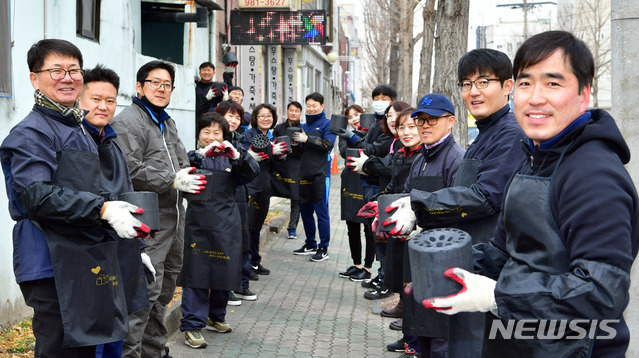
335,128,354,139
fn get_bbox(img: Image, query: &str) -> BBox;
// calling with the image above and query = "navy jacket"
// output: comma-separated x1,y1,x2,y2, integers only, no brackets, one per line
410,105,526,226
0,106,105,283
480,109,639,357
405,134,465,192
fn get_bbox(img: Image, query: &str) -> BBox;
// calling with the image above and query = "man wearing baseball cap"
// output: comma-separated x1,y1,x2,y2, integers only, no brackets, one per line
382,49,527,357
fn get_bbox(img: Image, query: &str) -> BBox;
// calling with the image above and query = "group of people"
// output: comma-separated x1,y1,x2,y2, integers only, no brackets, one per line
1,29,638,358
333,31,638,358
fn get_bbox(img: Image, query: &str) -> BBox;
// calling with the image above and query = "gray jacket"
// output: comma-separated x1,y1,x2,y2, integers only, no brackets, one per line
110,101,190,241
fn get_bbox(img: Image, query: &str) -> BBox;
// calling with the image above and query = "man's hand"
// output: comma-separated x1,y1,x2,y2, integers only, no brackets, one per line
140,252,156,283
101,201,150,239
248,146,269,162
291,131,308,143
357,201,378,218
424,268,497,315
219,140,241,160
272,141,288,156
173,167,206,193
346,149,368,174
382,196,416,236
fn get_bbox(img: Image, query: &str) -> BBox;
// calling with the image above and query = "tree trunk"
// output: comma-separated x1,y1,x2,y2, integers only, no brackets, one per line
417,0,436,96
432,0,470,147
397,0,418,102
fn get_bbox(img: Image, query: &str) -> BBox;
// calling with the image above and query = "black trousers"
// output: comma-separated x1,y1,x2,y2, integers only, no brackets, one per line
346,220,375,267
20,278,97,358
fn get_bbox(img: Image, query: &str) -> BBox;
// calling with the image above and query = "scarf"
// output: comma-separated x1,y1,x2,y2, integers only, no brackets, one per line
34,90,84,125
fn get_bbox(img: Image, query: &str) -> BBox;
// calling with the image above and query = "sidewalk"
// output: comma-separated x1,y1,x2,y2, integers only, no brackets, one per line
165,173,403,357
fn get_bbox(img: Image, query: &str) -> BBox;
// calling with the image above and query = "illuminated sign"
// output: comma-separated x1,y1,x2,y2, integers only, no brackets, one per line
230,10,326,45
238,0,291,9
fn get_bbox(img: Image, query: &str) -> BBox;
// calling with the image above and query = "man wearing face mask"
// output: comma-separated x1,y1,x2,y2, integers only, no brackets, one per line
111,60,206,358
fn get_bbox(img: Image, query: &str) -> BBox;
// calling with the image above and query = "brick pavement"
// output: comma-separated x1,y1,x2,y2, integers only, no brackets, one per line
165,173,404,357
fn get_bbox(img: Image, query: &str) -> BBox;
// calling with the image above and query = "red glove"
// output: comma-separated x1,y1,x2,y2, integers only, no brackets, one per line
357,201,379,218
248,146,269,162
357,124,370,132
218,140,240,160
423,268,497,315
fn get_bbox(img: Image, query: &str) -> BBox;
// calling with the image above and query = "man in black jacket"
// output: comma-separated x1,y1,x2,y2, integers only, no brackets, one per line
425,30,639,358
272,101,303,239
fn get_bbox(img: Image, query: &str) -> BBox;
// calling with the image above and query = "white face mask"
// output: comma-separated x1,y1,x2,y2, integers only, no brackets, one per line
372,101,391,115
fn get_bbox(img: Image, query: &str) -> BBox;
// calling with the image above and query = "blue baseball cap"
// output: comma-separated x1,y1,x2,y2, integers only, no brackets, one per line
411,94,455,117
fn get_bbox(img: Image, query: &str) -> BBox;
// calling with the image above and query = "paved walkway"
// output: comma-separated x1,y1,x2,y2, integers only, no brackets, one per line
166,173,404,357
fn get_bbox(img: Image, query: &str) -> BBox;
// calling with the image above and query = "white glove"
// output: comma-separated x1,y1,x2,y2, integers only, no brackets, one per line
173,167,206,193
140,252,156,282
345,150,369,175
424,267,497,315
292,131,308,143
248,146,268,162
219,140,241,160
272,141,288,156
199,141,221,157
101,201,150,239
222,88,229,101
382,196,416,236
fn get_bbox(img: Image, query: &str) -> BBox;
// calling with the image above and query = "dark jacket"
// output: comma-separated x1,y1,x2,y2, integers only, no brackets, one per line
273,119,303,159
410,105,526,227
299,111,335,180
479,109,639,357
405,134,465,191
349,115,393,157
0,106,106,283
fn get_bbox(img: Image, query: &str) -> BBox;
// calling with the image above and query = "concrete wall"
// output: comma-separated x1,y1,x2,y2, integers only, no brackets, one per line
612,0,639,355
0,0,213,328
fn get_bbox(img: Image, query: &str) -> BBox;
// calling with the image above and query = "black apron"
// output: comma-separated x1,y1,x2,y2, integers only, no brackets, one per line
270,157,300,200
403,175,449,339
38,114,127,347
179,169,242,291
340,168,366,223
98,140,149,315
299,124,329,205
447,158,488,358
483,145,592,357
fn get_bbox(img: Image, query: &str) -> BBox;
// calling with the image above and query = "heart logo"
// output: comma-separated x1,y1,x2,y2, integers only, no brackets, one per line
461,212,468,217
191,243,196,248
91,266,101,274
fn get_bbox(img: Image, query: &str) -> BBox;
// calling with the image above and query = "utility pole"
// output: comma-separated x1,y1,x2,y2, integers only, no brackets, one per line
497,1,556,41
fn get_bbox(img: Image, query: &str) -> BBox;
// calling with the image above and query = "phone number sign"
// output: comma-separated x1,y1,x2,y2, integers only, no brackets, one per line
230,10,326,45
238,0,291,9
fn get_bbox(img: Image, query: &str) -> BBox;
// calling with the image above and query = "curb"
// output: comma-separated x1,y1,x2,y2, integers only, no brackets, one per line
164,200,291,338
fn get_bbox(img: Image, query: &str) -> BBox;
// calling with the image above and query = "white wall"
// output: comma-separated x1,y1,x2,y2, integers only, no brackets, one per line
0,0,211,327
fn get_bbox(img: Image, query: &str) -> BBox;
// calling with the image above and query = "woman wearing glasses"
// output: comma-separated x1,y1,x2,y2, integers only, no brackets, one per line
239,104,288,292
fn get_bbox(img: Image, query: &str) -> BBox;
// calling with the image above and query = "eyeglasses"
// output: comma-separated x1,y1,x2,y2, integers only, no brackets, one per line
415,114,452,126
144,79,174,92
385,112,396,119
36,68,85,81
257,115,273,120
458,78,500,92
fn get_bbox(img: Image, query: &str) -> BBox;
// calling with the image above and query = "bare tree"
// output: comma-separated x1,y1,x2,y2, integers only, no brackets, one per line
557,0,611,108
417,0,436,96
432,0,470,146
362,0,393,99
396,0,422,102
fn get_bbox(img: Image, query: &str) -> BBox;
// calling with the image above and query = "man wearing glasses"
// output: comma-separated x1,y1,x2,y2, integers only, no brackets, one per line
382,48,526,358
1,39,151,357
111,61,206,358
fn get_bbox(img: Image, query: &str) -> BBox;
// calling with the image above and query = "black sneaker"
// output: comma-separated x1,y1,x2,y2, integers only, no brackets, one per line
310,247,329,262
249,270,259,281
227,292,241,306
361,274,380,289
339,265,359,278
293,243,317,255
364,285,392,300
234,288,257,300
252,264,270,275
386,338,407,352
349,268,371,282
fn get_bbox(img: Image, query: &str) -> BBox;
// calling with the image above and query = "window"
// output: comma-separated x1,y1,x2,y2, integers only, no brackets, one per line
141,2,185,65
0,0,10,96
77,0,101,41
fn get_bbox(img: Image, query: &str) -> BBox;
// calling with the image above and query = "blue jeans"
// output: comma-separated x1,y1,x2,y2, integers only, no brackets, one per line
300,175,331,249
